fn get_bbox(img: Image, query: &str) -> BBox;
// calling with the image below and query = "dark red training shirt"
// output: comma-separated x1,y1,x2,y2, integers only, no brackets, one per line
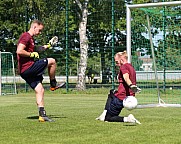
115,63,136,100
17,32,35,74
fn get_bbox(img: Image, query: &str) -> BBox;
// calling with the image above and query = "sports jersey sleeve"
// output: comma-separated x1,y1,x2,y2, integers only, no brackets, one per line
19,34,30,45
18,33,30,46
120,65,129,75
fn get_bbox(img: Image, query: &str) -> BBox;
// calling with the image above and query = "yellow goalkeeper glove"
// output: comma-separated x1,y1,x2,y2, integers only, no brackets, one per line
47,43,52,49
30,52,39,59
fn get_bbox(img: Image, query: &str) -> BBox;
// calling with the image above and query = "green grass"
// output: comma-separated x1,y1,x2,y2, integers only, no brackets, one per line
0,89,181,144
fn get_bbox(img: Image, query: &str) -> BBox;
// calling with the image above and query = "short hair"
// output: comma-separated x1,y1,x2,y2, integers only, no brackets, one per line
31,19,44,27
115,50,128,59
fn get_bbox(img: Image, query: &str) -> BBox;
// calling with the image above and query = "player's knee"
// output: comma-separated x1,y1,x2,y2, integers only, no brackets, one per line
47,58,56,65
36,88,44,95
35,84,44,94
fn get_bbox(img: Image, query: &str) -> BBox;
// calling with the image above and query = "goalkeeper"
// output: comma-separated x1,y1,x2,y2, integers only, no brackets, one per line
16,20,65,122
96,51,141,124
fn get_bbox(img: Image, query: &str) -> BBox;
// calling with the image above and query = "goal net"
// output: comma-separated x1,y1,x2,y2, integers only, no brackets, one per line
0,52,17,95
126,1,181,108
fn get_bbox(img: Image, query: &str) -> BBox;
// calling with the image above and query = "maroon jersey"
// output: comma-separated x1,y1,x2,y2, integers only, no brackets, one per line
17,32,35,74
115,63,136,100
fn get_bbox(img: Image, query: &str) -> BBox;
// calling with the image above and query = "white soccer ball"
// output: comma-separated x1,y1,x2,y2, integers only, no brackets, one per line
123,96,138,110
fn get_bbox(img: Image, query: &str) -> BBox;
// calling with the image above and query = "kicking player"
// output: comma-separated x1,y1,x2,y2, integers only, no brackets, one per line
16,20,65,122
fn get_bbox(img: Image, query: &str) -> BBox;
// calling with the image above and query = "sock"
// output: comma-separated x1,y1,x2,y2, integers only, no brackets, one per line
50,79,57,87
99,110,107,120
123,117,128,122
105,112,124,122
39,107,46,117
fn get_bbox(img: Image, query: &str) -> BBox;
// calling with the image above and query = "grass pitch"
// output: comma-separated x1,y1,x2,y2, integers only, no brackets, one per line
0,88,181,144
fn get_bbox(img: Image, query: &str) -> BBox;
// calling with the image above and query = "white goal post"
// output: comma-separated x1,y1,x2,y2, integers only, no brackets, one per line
126,1,181,108
0,52,17,95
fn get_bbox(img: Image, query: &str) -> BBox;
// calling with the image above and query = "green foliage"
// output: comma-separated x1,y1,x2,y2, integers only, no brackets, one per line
1,0,180,77
132,52,143,71
87,53,101,75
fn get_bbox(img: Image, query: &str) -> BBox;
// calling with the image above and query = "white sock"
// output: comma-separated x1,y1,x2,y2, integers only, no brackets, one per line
102,110,107,115
96,110,107,121
123,117,128,122
100,110,107,121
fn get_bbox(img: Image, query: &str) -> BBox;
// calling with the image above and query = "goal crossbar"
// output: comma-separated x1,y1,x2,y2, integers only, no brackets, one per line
127,1,181,9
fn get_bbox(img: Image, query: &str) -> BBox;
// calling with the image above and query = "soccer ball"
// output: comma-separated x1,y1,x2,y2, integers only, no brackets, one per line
123,96,138,110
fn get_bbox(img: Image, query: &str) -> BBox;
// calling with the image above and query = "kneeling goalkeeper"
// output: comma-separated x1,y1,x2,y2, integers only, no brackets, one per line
96,51,141,124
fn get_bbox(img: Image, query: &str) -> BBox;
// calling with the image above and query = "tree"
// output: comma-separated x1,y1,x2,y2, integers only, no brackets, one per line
0,0,67,74
72,0,89,90
86,0,127,83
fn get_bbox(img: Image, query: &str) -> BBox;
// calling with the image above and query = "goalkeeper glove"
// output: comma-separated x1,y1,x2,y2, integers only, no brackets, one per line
30,52,39,59
47,36,58,49
129,84,141,93
47,43,52,49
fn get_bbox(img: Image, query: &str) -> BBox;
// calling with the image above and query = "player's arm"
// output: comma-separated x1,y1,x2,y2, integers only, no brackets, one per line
16,43,31,57
123,73,141,93
37,36,58,51
17,43,39,59
123,73,132,86
36,44,51,52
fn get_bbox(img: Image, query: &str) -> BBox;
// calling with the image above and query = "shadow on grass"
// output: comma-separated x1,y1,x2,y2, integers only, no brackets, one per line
123,123,138,127
26,115,67,120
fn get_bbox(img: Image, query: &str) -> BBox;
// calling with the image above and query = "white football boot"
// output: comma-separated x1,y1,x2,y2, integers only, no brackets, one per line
127,114,141,124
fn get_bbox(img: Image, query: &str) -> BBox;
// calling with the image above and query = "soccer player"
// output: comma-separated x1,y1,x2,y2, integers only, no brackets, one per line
16,20,65,122
96,51,141,124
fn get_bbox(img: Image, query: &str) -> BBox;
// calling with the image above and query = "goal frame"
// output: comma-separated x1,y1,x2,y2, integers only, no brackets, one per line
126,1,181,63
126,1,181,108
0,52,17,95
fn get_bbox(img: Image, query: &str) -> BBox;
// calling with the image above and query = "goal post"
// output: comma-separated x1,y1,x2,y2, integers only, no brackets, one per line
0,52,17,95
126,1,181,108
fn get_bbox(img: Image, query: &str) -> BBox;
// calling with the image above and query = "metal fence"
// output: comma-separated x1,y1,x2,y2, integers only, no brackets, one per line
0,0,180,94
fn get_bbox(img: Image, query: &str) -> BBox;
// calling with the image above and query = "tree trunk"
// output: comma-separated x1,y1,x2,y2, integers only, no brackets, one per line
76,1,88,90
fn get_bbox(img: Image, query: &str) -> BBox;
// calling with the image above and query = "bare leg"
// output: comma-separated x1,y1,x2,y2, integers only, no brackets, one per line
35,83,54,122
35,83,45,107
47,58,65,90
47,58,56,80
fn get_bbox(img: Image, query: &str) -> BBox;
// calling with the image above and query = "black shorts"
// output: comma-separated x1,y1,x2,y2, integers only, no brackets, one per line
107,96,124,116
20,58,48,89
